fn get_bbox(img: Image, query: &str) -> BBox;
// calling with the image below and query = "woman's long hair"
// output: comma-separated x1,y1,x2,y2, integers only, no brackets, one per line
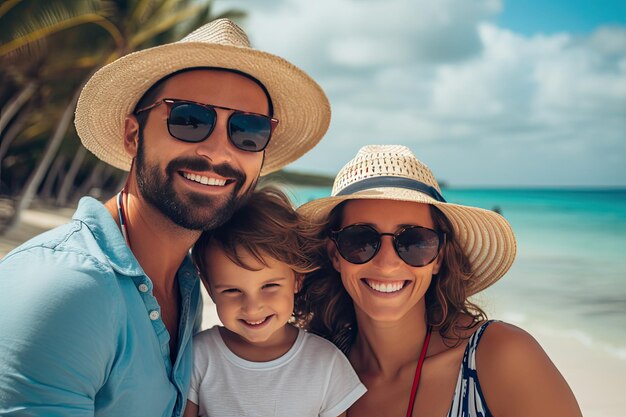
294,202,487,354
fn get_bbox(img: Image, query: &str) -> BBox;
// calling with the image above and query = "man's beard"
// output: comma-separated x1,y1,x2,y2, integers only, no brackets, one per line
134,139,257,231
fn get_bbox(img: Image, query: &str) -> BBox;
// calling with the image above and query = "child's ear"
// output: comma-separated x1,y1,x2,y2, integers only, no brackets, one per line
326,239,341,272
294,273,303,293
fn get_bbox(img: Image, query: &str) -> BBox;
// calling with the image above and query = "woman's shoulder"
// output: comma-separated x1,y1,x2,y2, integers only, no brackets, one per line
475,321,583,417
475,320,543,360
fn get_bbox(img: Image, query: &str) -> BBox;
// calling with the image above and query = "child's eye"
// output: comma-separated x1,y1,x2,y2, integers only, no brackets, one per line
262,283,280,289
222,288,241,294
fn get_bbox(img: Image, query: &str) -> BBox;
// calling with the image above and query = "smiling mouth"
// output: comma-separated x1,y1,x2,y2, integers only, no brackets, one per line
181,172,232,186
241,316,272,327
363,279,410,293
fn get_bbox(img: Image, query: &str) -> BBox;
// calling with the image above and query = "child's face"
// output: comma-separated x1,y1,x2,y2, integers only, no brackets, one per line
204,244,299,346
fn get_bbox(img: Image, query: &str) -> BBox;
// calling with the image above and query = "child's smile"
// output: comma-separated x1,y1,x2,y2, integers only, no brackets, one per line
204,244,301,359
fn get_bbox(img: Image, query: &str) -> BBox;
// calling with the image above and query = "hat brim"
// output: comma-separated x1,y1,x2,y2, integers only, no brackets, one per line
298,187,516,295
75,42,330,175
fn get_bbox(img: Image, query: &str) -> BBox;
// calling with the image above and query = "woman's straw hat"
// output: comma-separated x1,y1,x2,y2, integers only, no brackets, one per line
75,19,330,176
298,145,517,295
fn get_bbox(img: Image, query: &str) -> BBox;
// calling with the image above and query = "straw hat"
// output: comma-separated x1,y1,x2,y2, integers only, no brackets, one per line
75,18,330,176
298,145,517,295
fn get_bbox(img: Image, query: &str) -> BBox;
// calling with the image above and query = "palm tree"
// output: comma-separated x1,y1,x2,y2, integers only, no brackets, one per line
0,0,245,234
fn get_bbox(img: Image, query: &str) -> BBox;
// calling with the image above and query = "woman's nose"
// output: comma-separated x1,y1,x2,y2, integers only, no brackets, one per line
372,236,403,269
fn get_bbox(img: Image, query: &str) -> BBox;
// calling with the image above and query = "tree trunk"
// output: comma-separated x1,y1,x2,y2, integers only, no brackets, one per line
0,101,32,193
0,81,83,235
40,153,67,201
0,99,32,162
73,160,104,199
0,81,37,134
56,145,86,206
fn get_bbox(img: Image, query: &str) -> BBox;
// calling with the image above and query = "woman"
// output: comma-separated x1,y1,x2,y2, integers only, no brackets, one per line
296,145,582,417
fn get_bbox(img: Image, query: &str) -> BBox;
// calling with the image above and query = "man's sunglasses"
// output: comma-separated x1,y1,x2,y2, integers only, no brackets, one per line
135,98,279,152
330,224,445,267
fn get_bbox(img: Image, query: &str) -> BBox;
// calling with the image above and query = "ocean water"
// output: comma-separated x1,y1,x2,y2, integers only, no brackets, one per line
281,185,626,359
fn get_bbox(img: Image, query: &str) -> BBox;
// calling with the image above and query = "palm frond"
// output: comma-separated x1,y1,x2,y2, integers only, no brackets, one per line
212,9,246,21
0,0,22,19
0,0,122,57
130,0,160,25
128,2,205,49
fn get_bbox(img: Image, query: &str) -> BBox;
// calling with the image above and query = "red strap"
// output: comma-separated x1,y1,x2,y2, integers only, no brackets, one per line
406,326,432,417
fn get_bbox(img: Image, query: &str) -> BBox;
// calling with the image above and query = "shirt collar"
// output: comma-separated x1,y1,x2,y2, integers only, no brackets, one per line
73,196,145,276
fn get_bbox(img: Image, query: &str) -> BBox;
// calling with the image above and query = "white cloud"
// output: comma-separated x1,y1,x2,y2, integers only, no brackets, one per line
217,0,626,186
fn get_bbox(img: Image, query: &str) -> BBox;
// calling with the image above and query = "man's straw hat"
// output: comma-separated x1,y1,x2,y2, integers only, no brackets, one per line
75,18,330,176
298,145,517,295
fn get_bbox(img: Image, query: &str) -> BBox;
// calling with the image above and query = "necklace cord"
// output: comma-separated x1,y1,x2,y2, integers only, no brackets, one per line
116,159,134,248
406,326,432,417
116,190,130,248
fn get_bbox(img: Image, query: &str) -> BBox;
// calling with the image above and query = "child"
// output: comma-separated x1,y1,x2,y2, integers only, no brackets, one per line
184,188,366,417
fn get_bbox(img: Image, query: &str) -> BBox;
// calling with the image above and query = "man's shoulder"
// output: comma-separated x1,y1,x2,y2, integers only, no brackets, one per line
0,217,123,307
2,219,112,273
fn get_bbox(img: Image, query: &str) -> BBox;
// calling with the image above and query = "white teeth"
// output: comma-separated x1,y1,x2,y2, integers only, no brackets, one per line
208,178,226,186
244,318,267,326
365,280,406,293
182,172,227,186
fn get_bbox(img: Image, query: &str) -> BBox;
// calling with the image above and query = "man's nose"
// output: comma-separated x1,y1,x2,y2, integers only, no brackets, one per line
194,110,235,163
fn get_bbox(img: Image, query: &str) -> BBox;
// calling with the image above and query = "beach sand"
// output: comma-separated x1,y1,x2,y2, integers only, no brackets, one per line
2,206,623,417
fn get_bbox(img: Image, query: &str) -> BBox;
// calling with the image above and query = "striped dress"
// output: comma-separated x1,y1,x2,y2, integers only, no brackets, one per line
446,320,496,417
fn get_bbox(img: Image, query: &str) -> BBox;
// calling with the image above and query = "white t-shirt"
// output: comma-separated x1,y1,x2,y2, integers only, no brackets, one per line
188,326,366,417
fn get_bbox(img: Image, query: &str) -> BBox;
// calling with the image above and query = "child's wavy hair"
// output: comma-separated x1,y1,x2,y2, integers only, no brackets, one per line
192,187,318,285
294,202,487,354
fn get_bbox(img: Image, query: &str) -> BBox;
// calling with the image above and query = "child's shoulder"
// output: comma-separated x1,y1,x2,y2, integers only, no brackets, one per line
192,325,222,345
298,329,345,359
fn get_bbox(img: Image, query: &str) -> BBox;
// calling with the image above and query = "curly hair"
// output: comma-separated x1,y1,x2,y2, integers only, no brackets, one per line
294,202,487,355
192,187,318,285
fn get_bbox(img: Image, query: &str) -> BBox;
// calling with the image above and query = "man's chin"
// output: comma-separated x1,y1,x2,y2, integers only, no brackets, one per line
173,194,238,231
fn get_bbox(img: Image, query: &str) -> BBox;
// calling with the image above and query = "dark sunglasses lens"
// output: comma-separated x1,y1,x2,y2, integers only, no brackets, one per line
395,227,441,267
168,103,215,142
335,226,380,264
229,113,272,152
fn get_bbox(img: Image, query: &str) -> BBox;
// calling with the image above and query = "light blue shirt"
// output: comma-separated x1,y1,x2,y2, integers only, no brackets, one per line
0,197,201,416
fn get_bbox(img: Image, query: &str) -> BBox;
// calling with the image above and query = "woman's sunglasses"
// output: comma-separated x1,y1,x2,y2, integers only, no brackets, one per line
135,98,279,152
330,224,445,267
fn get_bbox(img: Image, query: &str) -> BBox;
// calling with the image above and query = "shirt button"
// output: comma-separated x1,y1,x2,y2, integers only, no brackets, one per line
149,310,160,321
138,284,149,293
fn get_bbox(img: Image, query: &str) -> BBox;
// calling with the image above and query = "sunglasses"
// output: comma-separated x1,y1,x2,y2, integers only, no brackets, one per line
135,98,279,152
330,224,445,267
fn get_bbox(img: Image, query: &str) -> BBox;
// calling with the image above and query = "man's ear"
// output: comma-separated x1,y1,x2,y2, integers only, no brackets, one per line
326,239,341,273
123,115,140,157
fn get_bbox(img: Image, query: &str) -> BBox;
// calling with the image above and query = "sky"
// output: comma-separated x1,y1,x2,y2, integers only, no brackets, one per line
215,0,626,187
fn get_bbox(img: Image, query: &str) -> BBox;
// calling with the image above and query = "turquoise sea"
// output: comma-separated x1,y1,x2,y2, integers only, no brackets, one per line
282,186,626,358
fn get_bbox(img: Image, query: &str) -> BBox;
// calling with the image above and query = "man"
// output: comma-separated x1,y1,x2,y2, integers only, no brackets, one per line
0,19,330,416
